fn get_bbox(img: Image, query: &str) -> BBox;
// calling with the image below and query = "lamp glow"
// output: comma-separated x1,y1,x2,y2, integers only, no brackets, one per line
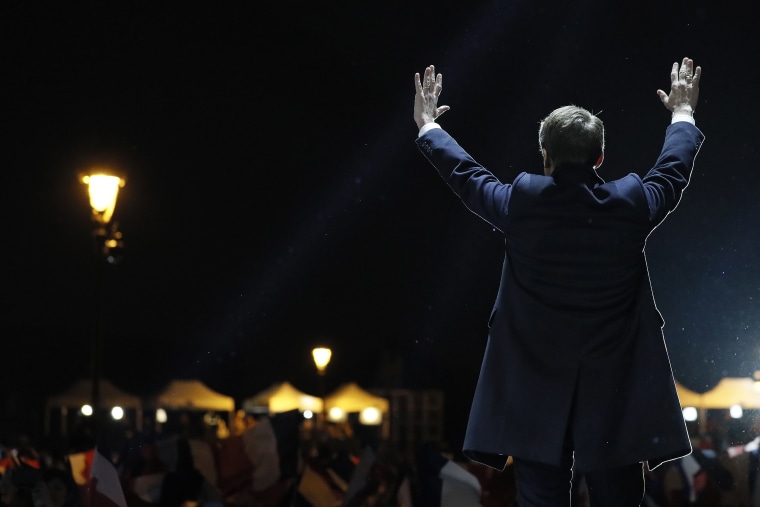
156,408,168,423
682,407,698,422
81,404,93,416
82,173,125,224
328,407,346,422
303,410,314,419
111,406,124,420
312,347,332,375
730,404,743,419
359,407,382,425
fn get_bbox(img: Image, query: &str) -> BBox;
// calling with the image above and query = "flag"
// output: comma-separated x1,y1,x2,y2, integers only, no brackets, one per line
295,460,345,507
216,432,256,495
68,448,96,486
177,408,302,506
396,472,414,507
341,446,375,507
83,447,128,507
0,453,41,476
130,473,166,503
185,438,218,490
416,443,482,507
294,445,397,507
243,417,280,491
343,446,415,507
214,409,303,496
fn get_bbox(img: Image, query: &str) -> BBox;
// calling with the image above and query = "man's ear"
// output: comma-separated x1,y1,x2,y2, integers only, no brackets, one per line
542,148,555,176
594,151,605,169
542,148,551,169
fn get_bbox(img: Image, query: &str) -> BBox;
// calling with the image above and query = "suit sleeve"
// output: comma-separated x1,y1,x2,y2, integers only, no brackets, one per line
415,128,517,232
641,121,705,226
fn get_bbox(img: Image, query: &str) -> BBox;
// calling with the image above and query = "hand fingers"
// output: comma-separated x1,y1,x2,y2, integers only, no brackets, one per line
419,65,444,94
678,57,696,83
679,58,694,76
692,66,702,86
670,61,679,85
679,57,690,75
425,66,434,89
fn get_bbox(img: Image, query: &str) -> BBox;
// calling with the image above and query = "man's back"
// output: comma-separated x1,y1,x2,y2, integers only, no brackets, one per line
413,58,704,502
415,120,704,471
504,168,650,315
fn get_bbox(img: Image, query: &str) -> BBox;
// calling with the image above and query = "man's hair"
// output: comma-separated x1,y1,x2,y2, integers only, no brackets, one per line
538,105,605,167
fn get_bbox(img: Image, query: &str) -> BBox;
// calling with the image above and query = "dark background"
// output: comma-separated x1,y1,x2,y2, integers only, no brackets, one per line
3,0,759,451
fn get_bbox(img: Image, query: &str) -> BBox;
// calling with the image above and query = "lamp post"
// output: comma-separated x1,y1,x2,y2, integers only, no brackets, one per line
82,171,125,424
312,347,332,430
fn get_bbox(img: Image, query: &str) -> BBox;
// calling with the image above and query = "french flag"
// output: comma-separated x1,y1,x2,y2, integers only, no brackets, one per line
67,448,95,486
82,447,128,507
416,442,483,507
214,408,303,497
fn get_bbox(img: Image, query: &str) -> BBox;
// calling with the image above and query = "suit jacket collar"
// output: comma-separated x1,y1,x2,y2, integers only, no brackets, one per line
552,163,606,186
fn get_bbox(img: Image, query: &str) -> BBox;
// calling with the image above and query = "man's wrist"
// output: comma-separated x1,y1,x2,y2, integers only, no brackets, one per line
671,112,695,125
418,122,441,137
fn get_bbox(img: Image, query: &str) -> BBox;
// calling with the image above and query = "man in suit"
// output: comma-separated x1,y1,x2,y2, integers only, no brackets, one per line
412,57,704,506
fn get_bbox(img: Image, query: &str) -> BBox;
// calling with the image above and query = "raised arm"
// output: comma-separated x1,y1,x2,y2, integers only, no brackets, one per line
643,57,705,225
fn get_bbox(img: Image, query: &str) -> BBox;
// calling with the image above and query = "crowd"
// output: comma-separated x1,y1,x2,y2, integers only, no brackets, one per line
2,412,760,507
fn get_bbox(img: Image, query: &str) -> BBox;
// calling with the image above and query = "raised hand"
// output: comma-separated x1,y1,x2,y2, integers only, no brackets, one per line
657,57,701,116
414,64,450,130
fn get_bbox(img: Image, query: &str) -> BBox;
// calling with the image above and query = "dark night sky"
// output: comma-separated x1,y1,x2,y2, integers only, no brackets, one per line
3,1,759,446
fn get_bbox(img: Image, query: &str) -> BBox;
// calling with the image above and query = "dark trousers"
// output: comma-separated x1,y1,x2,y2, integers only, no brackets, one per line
512,452,644,507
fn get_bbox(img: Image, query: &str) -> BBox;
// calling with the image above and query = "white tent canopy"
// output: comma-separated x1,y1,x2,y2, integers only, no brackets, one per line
675,380,704,408
700,377,760,409
242,381,322,414
46,378,142,410
325,382,389,413
45,378,143,434
145,379,235,412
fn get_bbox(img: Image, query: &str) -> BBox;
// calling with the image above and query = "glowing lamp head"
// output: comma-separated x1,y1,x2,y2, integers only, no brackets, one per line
82,173,125,224
682,406,698,422
312,347,332,375
111,406,124,420
328,407,346,422
359,407,382,425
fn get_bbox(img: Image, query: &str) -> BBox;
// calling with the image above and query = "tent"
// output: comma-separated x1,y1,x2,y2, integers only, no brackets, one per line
325,382,390,437
241,381,322,414
675,380,704,407
47,378,143,409
700,377,760,409
325,382,389,414
45,378,143,434
146,379,235,412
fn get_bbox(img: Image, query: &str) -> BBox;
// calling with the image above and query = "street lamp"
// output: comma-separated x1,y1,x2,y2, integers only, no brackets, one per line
81,170,125,423
312,347,332,430
312,347,332,376
82,173,125,264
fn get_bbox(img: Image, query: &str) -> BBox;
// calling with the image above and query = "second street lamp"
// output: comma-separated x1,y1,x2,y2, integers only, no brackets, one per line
312,347,332,430
82,171,125,426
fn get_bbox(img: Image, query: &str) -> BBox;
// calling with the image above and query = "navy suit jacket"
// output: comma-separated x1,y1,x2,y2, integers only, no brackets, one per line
416,121,705,472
